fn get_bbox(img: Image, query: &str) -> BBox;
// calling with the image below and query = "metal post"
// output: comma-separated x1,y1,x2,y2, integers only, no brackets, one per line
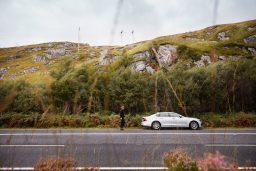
131,30,135,43
120,30,123,45
78,26,80,53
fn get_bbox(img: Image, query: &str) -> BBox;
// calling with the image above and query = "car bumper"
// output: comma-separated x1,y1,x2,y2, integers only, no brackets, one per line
141,121,151,127
199,121,202,127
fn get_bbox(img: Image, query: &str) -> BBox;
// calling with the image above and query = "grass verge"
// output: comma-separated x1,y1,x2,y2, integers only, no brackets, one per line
0,112,255,128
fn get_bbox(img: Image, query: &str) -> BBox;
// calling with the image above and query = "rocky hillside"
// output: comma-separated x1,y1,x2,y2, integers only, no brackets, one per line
0,19,256,83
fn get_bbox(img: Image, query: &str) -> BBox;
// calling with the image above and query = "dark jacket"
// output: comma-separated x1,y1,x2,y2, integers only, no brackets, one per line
120,109,125,118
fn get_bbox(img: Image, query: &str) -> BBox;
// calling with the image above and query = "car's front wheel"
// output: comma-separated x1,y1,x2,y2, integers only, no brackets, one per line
189,121,199,130
152,121,161,130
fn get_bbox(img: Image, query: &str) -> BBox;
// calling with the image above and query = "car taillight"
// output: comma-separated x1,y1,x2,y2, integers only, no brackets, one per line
142,118,147,122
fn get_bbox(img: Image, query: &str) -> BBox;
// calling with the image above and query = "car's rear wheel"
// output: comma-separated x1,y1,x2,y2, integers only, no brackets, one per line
190,121,199,130
152,121,161,130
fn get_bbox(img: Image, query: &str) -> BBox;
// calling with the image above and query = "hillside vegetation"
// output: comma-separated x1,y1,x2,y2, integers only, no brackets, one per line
0,20,256,128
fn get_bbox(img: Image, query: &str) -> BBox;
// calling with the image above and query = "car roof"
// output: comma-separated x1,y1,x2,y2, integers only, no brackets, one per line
156,112,176,114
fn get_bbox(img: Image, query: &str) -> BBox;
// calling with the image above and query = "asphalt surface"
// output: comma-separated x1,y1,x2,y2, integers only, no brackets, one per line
0,129,255,169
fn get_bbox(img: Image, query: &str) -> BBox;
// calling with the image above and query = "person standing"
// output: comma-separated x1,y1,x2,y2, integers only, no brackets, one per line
120,105,125,130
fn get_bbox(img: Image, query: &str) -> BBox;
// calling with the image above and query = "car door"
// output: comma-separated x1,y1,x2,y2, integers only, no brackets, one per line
168,112,180,127
157,112,172,127
170,112,187,127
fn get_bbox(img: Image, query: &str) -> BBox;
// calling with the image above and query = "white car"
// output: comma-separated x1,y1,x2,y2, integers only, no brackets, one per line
141,112,202,130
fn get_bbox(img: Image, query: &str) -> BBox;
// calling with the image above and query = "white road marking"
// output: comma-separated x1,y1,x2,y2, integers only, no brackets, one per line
0,167,33,170
0,132,255,136
0,166,255,170
0,167,168,170
238,167,256,170
0,145,65,147
205,144,256,147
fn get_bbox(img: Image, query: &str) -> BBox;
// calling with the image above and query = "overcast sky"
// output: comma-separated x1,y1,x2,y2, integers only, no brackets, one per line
0,0,255,47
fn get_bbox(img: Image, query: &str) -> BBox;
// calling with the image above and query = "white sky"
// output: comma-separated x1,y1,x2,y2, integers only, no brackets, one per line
0,0,255,47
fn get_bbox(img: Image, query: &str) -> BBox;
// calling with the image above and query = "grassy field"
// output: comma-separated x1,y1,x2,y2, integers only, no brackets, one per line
0,19,255,84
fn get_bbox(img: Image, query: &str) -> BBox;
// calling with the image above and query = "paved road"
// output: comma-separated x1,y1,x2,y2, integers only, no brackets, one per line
0,129,255,170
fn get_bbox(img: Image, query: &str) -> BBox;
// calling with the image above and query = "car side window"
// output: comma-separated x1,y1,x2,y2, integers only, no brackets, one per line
159,113,170,117
169,112,180,117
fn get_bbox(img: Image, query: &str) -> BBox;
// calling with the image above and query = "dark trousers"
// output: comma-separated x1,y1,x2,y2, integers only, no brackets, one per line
120,118,125,128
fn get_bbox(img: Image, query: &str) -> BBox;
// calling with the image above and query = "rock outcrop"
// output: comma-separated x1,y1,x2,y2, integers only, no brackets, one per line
32,46,68,64
20,67,38,75
131,61,146,72
248,47,256,55
99,49,109,65
217,31,230,41
0,67,9,79
194,55,211,67
247,26,256,31
218,56,226,61
99,49,118,65
27,47,42,52
133,51,150,59
156,45,177,66
131,44,177,73
131,61,155,74
33,55,48,63
9,74,16,79
7,55,20,62
244,35,256,43
45,48,66,59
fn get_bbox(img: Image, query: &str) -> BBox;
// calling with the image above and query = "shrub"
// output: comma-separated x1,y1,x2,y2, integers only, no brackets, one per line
9,80,42,113
1,112,255,128
198,151,238,171
125,114,141,127
232,112,256,127
34,156,76,171
163,149,198,171
163,150,239,171
88,114,101,127
199,112,256,128
105,114,120,127
34,156,99,171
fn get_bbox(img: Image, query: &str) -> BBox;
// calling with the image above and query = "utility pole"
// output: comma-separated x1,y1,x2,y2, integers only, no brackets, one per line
213,0,219,25
78,26,80,53
120,30,124,45
131,30,135,43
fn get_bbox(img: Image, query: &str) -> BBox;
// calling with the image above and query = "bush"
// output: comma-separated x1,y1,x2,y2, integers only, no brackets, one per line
231,112,256,127
105,114,120,127
198,151,238,171
5,80,42,113
34,156,76,171
88,114,101,127
125,114,141,127
200,112,256,128
177,45,202,61
163,150,239,171
0,112,255,128
163,149,198,171
34,156,99,171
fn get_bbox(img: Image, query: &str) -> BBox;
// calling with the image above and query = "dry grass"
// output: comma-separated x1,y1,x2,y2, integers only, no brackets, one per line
163,149,241,171
34,156,99,171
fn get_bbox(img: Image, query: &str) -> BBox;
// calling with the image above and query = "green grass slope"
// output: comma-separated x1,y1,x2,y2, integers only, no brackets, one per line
0,19,255,84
